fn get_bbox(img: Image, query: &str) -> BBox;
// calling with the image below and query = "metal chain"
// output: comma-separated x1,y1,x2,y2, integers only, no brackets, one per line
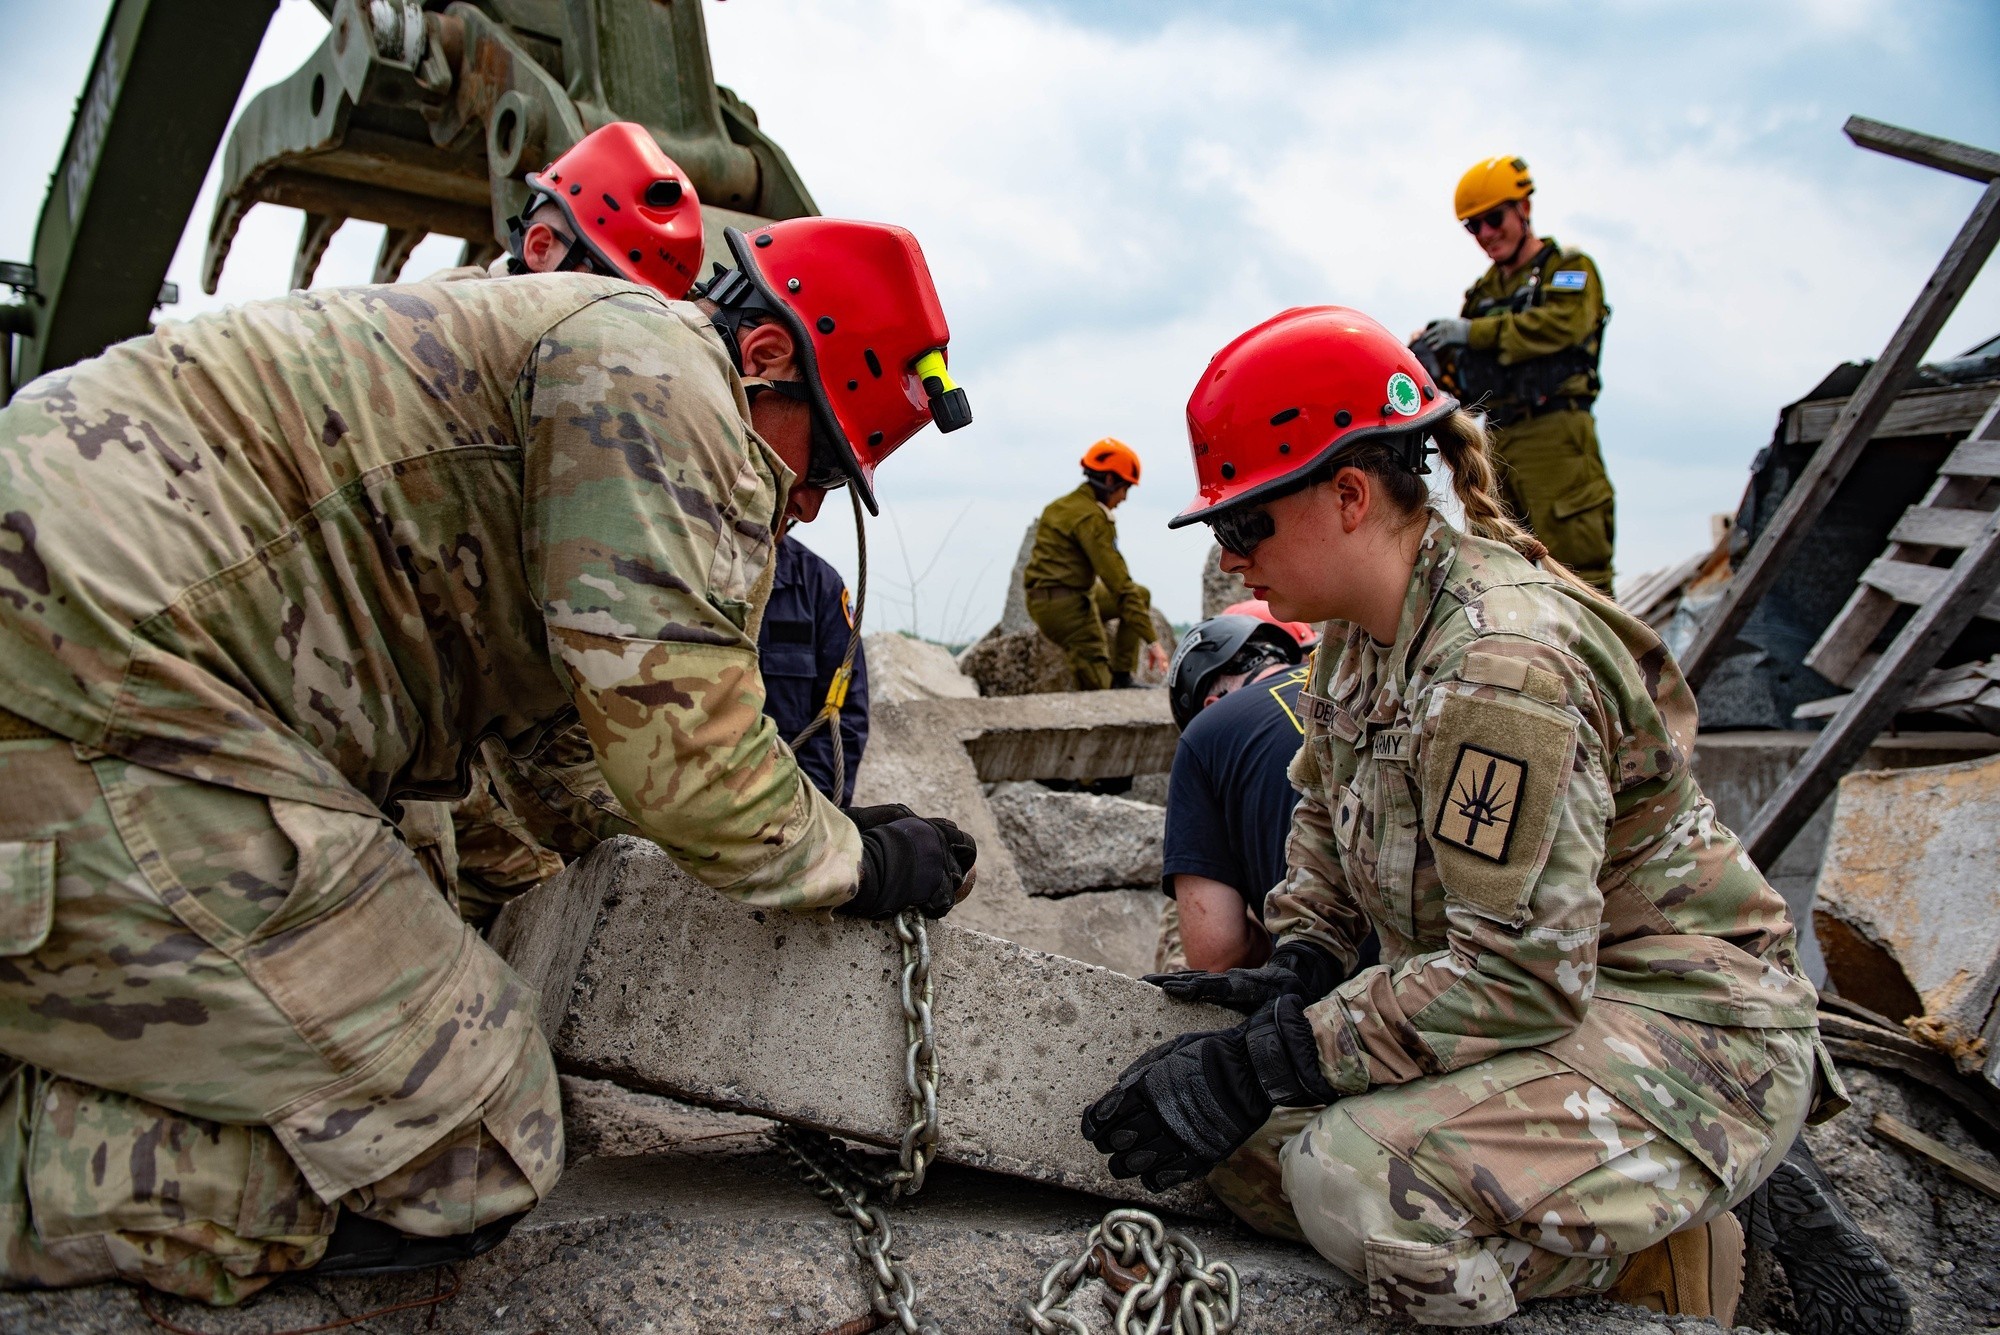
779,483,943,1328
1023,1209,1241,1335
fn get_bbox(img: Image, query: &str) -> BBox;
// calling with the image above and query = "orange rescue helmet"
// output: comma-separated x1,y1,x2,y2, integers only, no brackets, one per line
522,122,704,297
1454,155,1534,221
1081,438,1141,486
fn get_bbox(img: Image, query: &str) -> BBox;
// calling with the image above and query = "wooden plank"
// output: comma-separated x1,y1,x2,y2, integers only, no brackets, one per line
1858,556,2000,620
1785,382,1995,446
1742,504,2000,867
1682,177,2000,688
1817,1010,2000,1140
1847,116,2000,185
1941,438,2000,478
1871,1113,2000,1203
1889,506,1993,548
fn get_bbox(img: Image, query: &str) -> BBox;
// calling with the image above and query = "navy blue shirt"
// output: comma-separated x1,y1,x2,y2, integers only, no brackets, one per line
758,536,869,804
1163,664,1309,905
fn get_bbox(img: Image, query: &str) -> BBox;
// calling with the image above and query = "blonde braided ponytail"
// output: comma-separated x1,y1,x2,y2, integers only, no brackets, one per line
1429,409,1602,595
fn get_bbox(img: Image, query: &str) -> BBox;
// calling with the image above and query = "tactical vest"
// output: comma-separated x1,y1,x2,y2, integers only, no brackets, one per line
1453,243,1609,425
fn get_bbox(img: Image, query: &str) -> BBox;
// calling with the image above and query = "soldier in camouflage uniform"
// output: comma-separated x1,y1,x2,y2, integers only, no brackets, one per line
1084,308,1848,1327
1414,157,1616,593
0,208,977,1301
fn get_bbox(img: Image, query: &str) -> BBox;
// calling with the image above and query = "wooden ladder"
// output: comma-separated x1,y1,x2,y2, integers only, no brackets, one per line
1805,390,2000,689
1739,387,2000,867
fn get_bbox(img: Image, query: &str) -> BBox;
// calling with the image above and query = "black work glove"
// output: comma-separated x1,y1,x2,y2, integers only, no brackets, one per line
837,813,976,920
1080,995,1337,1192
1145,939,1338,1013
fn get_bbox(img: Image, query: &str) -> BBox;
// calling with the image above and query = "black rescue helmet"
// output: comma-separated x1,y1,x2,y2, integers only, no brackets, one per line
1167,614,1303,730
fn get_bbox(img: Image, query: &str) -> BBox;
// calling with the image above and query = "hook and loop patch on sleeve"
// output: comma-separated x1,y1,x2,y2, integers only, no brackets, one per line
1421,689,1579,922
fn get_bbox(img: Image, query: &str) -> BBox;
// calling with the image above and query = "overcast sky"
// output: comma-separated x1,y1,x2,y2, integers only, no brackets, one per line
4,0,1998,638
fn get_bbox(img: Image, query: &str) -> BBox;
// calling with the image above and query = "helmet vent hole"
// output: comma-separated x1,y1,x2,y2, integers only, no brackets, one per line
1422,385,1436,401
1334,410,1352,427
869,431,884,447
1278,443,1290,455
755,234,773,248
1269,407,1300,426
569,183,582,196
847,379,859,391
643,179,682,208
628,249,642,263
817,317,835,334
1220,463,1236,480
864,349,882,378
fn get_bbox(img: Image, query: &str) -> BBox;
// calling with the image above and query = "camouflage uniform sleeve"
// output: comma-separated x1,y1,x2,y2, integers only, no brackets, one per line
518,293,861,909
1466,252,1604,364
1075,507,1155,638
1263,782,1376,974
1305,644,1613,1094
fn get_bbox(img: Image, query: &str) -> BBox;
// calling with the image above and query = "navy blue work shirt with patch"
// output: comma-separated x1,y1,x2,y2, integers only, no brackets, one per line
758,535,869,804
1163,664,1309,906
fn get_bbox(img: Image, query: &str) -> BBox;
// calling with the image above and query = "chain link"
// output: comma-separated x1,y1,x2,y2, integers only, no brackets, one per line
1023,1209,1240,1335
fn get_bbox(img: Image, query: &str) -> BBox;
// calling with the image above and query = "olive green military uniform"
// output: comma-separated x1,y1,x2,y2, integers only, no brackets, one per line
0,273,860,1301
1023,483,1159,689
1202,516,1837,1325
1459,240,1616,592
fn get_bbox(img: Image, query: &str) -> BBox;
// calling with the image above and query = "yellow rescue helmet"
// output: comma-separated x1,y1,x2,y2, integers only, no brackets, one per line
1081,437,1141,486
1454,156,1534,221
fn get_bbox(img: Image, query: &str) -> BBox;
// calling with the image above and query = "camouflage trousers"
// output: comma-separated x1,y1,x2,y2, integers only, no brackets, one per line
1208,1023,1816,1326
1026,582,1153,689
0,735,562,1304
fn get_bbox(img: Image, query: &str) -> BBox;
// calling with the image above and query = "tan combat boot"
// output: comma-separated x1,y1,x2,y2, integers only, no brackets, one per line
1607,1211,1745,1326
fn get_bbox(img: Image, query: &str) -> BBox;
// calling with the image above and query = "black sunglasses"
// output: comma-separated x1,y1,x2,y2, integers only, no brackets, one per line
1463,204,1513,236
1209,504,1277,559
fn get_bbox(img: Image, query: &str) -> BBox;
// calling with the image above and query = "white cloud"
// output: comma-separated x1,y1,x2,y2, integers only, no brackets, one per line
3,0,1996,638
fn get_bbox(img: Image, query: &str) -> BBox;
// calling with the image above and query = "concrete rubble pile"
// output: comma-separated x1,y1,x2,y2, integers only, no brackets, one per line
1814,750,2000,1091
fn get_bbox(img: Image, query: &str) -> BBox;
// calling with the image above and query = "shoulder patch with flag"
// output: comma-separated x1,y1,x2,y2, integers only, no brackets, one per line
1548,269,1589,291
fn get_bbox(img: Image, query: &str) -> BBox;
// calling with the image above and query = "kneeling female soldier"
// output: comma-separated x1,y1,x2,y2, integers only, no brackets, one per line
1082,308,1844,1326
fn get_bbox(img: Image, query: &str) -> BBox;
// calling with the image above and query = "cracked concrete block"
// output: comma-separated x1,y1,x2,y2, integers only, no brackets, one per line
999,520,1038,635
494,837,1234,1214
849,695,1169,974
861,631,977,705
1202,542,1250,618
988,782,1163,897
956,625,1073,696
1815,750,2000,1087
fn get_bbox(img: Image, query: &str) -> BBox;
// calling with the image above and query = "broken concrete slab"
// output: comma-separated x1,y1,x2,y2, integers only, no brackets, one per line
494,836,1232,1214
988,781,1163,897
999,519,1038,634
860,630,978,705
1203,541,1251,618
940,689,1177,783
1815,750,2000,1088
1689,730,2000,987
850,694,1170,974
957,624,1073,696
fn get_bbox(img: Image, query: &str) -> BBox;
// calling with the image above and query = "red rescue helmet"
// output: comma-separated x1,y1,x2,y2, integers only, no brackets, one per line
700,219,972,513
1081,438,1141,486
521,122,704,298
1221,598,1317,651
1170,306,1457,529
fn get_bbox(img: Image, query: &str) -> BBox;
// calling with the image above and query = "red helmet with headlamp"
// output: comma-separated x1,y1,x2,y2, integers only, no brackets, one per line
1171,306,1457,531
698,218,972,513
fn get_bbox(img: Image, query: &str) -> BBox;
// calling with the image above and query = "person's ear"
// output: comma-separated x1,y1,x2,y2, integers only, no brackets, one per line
522,221,563,271
1333,465,1371,534
1516,197,1532,227
737,321,800,380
